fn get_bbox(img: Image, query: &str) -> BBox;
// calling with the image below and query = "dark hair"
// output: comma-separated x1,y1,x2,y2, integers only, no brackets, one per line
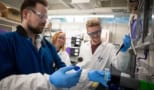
20,0,48,20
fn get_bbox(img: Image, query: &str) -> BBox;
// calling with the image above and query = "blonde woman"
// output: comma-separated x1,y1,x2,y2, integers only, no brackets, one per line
51,32,71,66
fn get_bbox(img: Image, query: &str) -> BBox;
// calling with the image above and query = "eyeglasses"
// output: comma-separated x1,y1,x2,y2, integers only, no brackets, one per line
29,8,48,20
87,30,101,37
58,36,65,40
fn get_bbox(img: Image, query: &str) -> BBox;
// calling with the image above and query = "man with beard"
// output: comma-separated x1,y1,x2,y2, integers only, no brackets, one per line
0,0,82,89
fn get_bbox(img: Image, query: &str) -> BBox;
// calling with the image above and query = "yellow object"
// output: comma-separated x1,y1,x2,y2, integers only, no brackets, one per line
91,82,99,88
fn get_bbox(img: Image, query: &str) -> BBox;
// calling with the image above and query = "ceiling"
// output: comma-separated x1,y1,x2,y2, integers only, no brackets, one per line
0,0,130,15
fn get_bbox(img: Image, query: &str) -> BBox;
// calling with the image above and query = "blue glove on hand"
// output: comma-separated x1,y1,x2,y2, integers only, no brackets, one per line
88,70,111,87
49,66,82,88
120,35,131,52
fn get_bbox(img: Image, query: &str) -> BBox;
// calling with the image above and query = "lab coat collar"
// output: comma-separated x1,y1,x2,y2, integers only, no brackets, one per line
16,25,43,40
16,25,28,38
16,25,46,47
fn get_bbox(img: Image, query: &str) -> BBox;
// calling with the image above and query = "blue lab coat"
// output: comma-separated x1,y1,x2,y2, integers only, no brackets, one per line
0,25,66,80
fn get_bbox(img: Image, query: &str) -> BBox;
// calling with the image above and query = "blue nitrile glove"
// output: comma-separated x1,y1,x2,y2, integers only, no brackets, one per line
120,35,131,52
88,70,111,87
49,66,82,88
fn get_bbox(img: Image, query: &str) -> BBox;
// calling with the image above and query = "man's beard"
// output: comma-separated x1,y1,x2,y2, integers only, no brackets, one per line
27,24,43,34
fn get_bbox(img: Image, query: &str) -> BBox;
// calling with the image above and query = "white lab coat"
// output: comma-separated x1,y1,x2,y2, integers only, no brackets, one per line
58,50,71,66
0,73,56,90
70,41,130,90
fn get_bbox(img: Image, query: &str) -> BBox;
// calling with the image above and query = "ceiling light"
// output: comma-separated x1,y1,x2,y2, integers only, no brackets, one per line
48,15,114,18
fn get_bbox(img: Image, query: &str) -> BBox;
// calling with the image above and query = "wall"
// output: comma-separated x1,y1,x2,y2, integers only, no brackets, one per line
102,23,129,44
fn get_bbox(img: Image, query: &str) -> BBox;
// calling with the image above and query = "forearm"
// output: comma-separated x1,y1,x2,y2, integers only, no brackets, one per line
112,51,130,72
0,73,56,90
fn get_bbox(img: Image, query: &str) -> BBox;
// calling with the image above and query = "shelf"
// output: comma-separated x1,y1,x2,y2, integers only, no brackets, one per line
130,41,154,51
135,41,152,48
130,34,154,50
0,17,20,25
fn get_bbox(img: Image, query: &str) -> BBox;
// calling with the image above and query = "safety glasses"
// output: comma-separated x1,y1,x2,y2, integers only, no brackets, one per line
58,36,65,40
87,30,101,37
28,8,48,20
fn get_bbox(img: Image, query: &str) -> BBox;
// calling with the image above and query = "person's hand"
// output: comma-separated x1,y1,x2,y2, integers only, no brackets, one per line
49,66,82,88
88,70,111,87
120,35,131,52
